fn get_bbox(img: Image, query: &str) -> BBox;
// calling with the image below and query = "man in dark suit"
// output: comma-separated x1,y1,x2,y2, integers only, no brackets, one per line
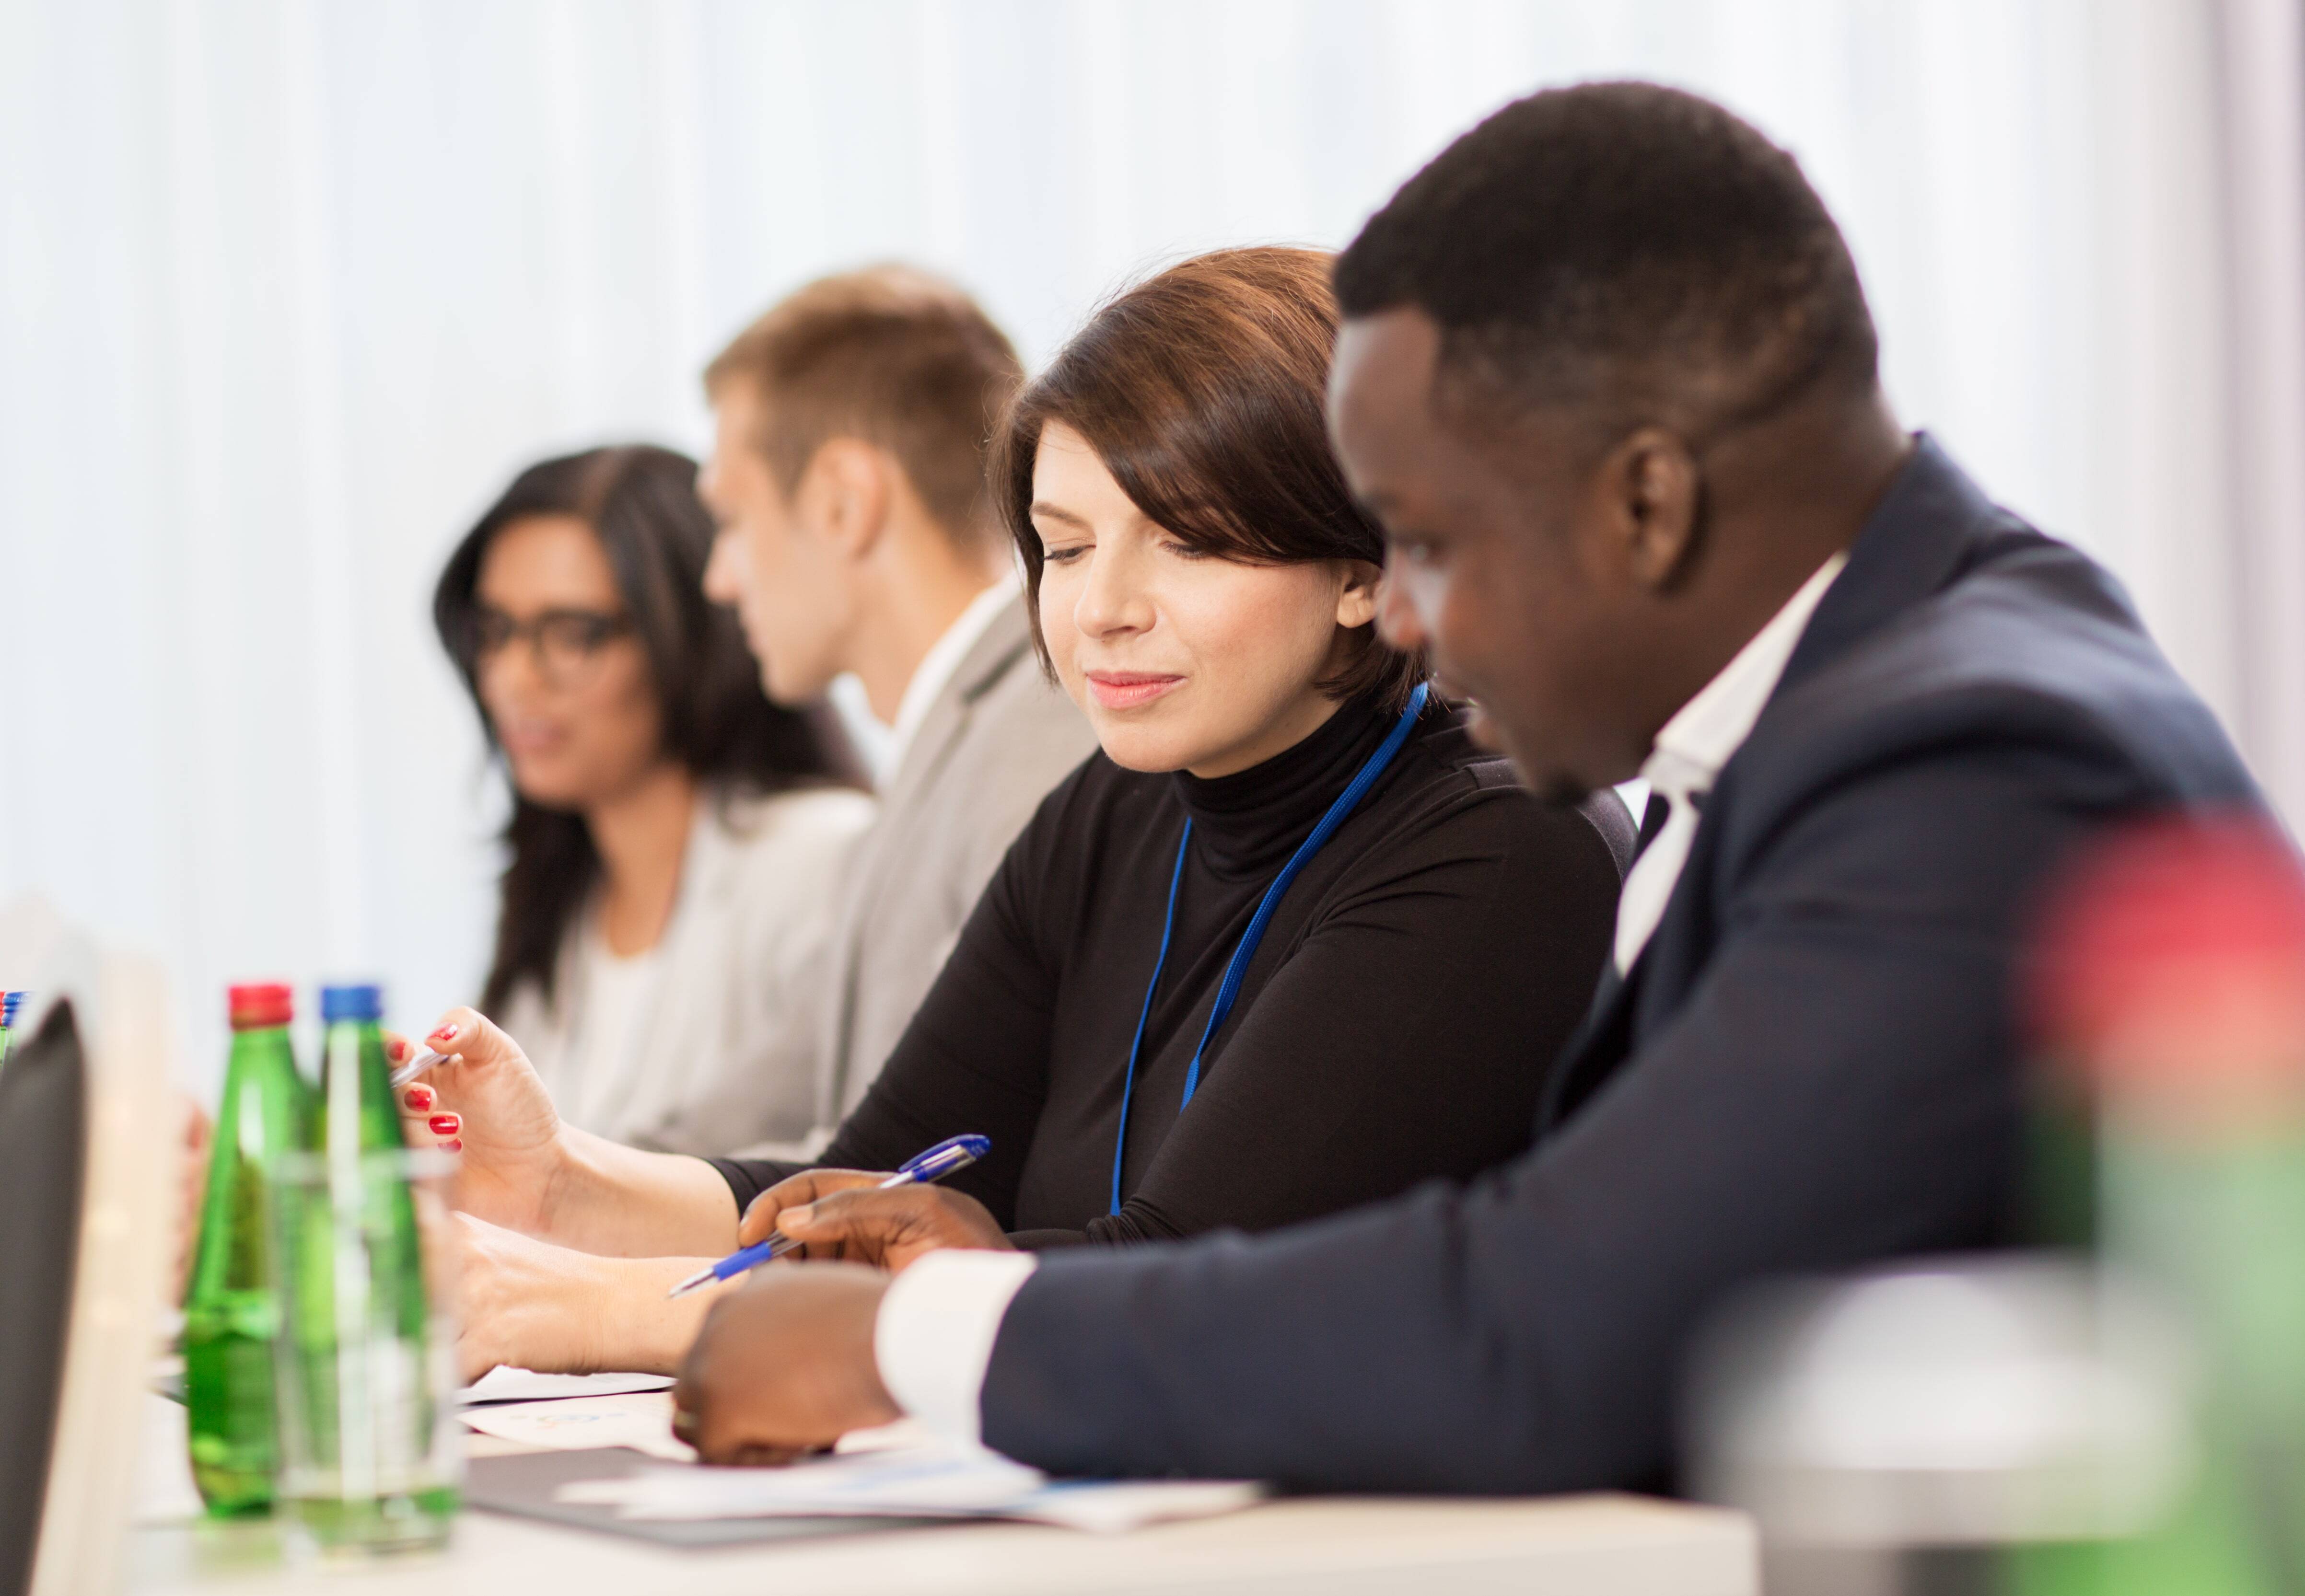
668,82,2266,1492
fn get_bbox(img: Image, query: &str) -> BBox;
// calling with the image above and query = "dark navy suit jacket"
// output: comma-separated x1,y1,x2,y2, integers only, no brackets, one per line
976,439,2266,1492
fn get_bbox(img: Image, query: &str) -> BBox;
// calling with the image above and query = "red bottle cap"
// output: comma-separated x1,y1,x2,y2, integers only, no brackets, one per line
228,983,294,1030
2029,814,2305,1129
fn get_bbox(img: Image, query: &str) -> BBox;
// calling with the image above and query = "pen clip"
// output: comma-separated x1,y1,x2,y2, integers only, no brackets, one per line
896,1133,991,1180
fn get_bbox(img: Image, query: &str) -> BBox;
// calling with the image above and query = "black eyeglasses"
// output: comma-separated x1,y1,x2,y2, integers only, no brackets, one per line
466,606,636,687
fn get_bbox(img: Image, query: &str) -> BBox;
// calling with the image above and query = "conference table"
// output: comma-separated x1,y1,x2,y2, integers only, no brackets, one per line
124,1396,1759,1595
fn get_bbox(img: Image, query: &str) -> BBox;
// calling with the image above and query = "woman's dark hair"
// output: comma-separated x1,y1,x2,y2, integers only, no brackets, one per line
433,444,865,1015
989,246,1425,712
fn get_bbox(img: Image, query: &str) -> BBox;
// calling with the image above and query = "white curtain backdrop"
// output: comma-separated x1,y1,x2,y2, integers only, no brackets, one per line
2,0,2298,1089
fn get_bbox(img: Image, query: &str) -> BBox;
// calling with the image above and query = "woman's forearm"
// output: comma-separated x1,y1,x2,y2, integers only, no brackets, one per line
593,1256,725,1375
454,1217,731,1381
538,1126,743,1257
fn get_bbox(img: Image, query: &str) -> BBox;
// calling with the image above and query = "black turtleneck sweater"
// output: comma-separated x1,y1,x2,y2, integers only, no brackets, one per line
712,695,1630,1249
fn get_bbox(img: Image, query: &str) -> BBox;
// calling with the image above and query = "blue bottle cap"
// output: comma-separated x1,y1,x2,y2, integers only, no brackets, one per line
319,983,384,1024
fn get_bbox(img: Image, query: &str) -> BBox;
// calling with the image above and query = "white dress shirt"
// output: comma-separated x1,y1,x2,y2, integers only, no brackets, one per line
875,1250,1042,1444
1613,552,1846,971
879,575,1023,782
560,932,665,1133
869,553,1848,1447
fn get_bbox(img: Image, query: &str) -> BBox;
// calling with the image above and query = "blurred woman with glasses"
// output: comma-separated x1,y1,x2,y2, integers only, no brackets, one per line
432,445,873,1157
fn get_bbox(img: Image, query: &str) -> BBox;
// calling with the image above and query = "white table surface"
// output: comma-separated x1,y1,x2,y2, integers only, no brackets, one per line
125,1395,1758,1596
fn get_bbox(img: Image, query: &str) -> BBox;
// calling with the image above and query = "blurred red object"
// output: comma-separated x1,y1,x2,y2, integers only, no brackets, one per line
2029,813,2305,1131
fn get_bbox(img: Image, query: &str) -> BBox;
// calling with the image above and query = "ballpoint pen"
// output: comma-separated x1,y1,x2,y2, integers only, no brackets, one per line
388,1047,454,1091
666,1133,990,1298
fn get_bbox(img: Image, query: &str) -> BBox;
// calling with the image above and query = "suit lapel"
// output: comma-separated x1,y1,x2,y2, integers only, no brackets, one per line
878,600,1035,815
842,602,1034,941
821,601,1037,1108
1777,434,1997,698
1537,953,1642,1137
1536,789,1670,1136
1533,438,2002,1144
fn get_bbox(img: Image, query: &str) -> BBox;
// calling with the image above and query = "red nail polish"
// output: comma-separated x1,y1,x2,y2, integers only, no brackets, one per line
428,1023,460,1044
429,1114,460,1136
388,1038,409,1062
444,1139,463,1153
404,1085,435,1110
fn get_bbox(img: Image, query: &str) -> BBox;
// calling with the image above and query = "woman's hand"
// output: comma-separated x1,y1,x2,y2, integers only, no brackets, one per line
175,1094,212,1304
453,1213,720,1383
389,1007,566,1236
750,1180,1016,1273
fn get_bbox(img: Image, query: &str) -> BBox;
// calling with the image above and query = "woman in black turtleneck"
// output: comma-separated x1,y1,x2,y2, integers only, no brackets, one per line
398,248,1626,1376
712,678,1623,1249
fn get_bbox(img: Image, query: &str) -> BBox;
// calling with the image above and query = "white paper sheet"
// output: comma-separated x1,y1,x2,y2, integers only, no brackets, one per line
460,1366,675,1406
832,1416,940,1454
458,1390,696,1463
555,1438,1263,1533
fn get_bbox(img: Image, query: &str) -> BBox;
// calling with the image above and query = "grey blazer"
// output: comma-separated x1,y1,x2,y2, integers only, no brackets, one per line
800,597,1096,1146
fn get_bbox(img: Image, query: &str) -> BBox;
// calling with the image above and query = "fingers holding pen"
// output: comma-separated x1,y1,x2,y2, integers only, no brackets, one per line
400,1093,462,1152
734,1169,886,1251
773,1185,1014,1273
731,1139,1001,1270
387,1031,464,1152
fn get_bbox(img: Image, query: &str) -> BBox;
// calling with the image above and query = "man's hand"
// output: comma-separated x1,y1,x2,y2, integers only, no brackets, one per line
733,1168,890,1250
748,1182,1016,1272
672,1264,900,1465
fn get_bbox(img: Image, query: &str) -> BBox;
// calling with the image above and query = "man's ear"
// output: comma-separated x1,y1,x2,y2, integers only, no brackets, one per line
1334,559,1383,629
1598,427,1703,592
796,438,894,561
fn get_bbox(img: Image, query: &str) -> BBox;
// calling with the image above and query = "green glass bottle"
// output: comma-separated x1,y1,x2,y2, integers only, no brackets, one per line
277,982,455,1552
0,990,23,1068
183,983,310,1515
314,981,408,1163
2011,818,2305,1595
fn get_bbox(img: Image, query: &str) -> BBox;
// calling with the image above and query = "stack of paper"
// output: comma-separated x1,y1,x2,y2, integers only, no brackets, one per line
557,1440,1264,1534
460,1367,675,1405
460,1389,696,1463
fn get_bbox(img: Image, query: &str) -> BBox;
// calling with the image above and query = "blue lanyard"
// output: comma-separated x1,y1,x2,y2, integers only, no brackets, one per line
1108,682,1430,1215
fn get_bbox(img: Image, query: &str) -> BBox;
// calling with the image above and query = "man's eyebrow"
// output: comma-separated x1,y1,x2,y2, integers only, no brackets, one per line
1028,501,1093,530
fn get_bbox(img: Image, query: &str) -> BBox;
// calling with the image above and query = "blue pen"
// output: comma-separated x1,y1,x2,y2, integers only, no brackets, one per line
665,1133,990,1298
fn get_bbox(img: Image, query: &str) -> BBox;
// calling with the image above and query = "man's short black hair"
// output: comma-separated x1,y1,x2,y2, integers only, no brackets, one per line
1336,81,1878,452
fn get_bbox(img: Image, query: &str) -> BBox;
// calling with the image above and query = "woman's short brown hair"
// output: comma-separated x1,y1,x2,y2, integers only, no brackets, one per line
991,246,1426,711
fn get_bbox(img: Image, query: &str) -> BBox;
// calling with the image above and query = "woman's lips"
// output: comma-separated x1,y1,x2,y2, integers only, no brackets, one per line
497,721,569,758
1084,671,1184,711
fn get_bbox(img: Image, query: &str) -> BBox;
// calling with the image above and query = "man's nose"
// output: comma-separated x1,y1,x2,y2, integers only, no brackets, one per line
1374,567,1428,653
703,527,744,604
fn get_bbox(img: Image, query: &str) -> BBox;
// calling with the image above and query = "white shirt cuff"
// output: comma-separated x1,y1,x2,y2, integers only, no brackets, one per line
874,1250,1040,1446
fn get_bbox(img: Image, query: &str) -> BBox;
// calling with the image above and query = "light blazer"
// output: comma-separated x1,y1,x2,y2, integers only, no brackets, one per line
972,438,2268,1493
498,783,876,1156
795,597,1098,1149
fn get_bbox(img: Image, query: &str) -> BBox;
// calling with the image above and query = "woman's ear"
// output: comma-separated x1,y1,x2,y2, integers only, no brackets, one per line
1334,559,1384,629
